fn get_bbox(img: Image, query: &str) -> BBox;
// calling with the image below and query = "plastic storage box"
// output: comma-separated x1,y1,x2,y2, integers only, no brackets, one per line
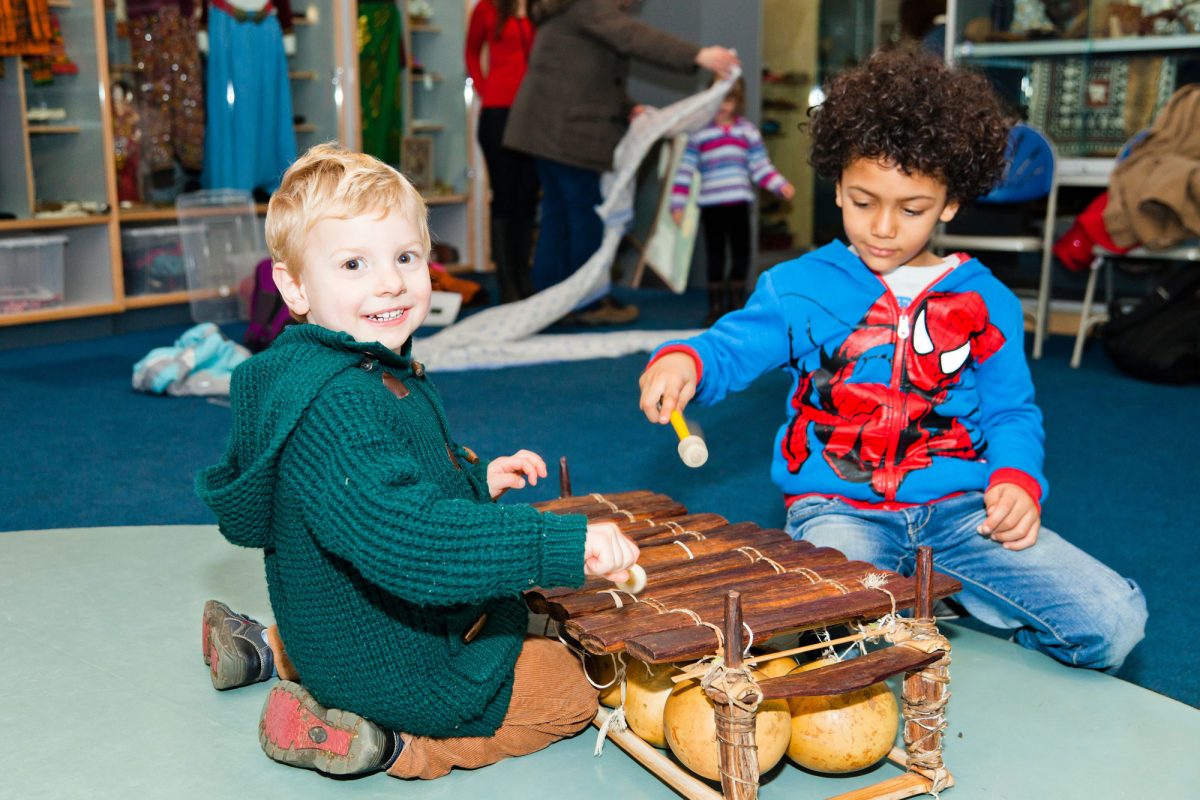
0,234,67,314
121,225,201,296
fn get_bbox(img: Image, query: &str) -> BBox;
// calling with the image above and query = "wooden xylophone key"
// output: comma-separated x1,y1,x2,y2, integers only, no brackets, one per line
532,492,682,518
547,545,849,620
571,560,891,654
622,571,963,663
533,489,660,513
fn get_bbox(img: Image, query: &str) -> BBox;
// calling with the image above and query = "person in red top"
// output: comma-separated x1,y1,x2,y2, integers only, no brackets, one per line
466,0,538,304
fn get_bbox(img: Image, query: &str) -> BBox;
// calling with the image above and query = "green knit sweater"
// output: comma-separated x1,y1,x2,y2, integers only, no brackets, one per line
195,325,587,737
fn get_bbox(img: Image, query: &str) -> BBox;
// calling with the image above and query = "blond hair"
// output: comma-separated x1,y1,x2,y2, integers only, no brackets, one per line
266,143,431,278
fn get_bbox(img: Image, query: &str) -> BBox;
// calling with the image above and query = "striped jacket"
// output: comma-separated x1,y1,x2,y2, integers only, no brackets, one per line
671,117,787,210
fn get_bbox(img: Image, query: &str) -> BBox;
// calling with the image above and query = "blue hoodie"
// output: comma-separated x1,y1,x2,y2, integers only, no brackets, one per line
653,241,1046,509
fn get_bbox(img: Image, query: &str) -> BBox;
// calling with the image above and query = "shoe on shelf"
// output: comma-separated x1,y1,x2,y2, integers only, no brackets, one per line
203,599,275,691
576,295,639,326
259,681,403,776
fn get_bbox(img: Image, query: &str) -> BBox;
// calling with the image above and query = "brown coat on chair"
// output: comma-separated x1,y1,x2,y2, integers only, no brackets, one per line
1104,84,1200,250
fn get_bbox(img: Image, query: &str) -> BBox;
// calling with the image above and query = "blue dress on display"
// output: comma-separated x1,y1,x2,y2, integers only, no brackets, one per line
202,2,296,192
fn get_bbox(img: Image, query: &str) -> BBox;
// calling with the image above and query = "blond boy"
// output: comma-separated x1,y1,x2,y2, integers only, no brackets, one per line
197,143,638,779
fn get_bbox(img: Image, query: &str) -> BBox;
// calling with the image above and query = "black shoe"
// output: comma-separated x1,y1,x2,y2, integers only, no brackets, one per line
203,599,274,690
259,681,404,776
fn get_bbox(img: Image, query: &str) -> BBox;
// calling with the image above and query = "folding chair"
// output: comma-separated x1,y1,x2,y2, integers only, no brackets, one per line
1070,242,1200,368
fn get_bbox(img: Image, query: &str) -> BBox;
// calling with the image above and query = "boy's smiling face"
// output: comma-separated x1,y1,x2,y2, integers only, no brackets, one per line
274,207,431,352
835,157,961,274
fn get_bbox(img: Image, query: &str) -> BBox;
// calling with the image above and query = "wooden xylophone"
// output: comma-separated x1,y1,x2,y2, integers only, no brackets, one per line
528,487,963,800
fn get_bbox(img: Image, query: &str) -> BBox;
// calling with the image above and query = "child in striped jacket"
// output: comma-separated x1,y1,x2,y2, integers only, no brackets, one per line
671,77,794,324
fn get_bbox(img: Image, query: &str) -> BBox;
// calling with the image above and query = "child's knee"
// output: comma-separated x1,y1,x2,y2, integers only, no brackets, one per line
1092,579,1148,671
1050,578,1148,671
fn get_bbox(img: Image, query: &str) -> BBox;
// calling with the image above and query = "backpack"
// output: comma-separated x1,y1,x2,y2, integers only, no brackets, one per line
1099,267,1200,384
243,257,294,353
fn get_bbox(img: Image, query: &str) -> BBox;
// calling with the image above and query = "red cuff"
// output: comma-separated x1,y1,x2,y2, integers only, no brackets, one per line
987,468,1043,510
646,344,703,385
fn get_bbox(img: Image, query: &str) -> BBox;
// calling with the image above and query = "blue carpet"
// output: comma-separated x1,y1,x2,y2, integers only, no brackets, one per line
1,283,1196,708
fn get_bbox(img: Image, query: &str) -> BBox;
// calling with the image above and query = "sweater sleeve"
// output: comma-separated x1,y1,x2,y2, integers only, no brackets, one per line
973,284,1048,503
289,386,587,606
745,124,786,194
670,136,701,212
576,0,698,73
465,1,490,95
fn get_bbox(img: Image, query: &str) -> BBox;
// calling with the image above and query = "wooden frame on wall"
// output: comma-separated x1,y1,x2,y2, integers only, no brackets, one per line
401,134,434,190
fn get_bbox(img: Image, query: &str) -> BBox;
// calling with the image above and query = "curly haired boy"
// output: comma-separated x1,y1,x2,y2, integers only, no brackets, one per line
638,51,1146,672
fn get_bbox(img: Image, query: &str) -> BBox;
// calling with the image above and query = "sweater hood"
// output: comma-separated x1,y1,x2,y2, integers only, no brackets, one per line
195,325,416,548
812,239,991,294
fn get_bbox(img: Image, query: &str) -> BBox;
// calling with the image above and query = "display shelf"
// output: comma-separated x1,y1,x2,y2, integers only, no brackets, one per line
0,300,123,327
0,216,110,232
0,0,123,328
123,290,193,309
2,0,479,330
425,193,469,206
956,32,1200,60
27,125,83,135
290,0,346,145
118,204,270,222
399,0,476,275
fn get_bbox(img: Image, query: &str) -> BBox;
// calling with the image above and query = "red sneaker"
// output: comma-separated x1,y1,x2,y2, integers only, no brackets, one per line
259,681,399,776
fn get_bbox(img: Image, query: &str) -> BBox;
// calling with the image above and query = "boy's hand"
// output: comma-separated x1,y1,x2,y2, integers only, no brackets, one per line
639,352,698,424
584,522,640,583
486,449,547,499
779,182,795,201
671,208,684,227
980,483,1040,551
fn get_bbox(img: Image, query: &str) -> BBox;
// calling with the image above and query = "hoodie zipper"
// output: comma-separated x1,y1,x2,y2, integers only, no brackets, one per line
875,266,953,501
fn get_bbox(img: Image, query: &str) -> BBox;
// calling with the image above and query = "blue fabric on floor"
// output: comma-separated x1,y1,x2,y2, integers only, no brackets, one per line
0,284,1196,708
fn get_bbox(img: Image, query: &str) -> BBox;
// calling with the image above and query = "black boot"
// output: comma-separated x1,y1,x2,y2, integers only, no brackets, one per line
490,219,522,304
703,282,725,326
727,280,746,312
509,215,537,299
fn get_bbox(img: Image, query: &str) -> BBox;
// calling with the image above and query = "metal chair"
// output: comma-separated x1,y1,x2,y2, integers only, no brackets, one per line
932,123,1059,359
175,189,268,324
1070,241,1200,368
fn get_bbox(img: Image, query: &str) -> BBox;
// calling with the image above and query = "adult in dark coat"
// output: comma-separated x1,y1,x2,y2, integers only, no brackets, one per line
504,0,739,323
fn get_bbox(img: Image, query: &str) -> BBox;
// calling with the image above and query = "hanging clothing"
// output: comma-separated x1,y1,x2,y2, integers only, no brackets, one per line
127,3,205,174
201,0,295,193
0,0,52,56
358,0,402,164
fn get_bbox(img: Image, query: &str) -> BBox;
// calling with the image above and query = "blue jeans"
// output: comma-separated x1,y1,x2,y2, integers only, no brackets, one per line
531,157,603,292
785,492,1147,672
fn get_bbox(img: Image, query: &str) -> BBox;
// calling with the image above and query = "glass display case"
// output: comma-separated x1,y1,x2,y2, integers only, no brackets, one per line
948,0,1200,158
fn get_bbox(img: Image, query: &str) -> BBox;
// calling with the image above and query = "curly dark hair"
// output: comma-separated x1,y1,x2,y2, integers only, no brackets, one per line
808,50,1013,203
